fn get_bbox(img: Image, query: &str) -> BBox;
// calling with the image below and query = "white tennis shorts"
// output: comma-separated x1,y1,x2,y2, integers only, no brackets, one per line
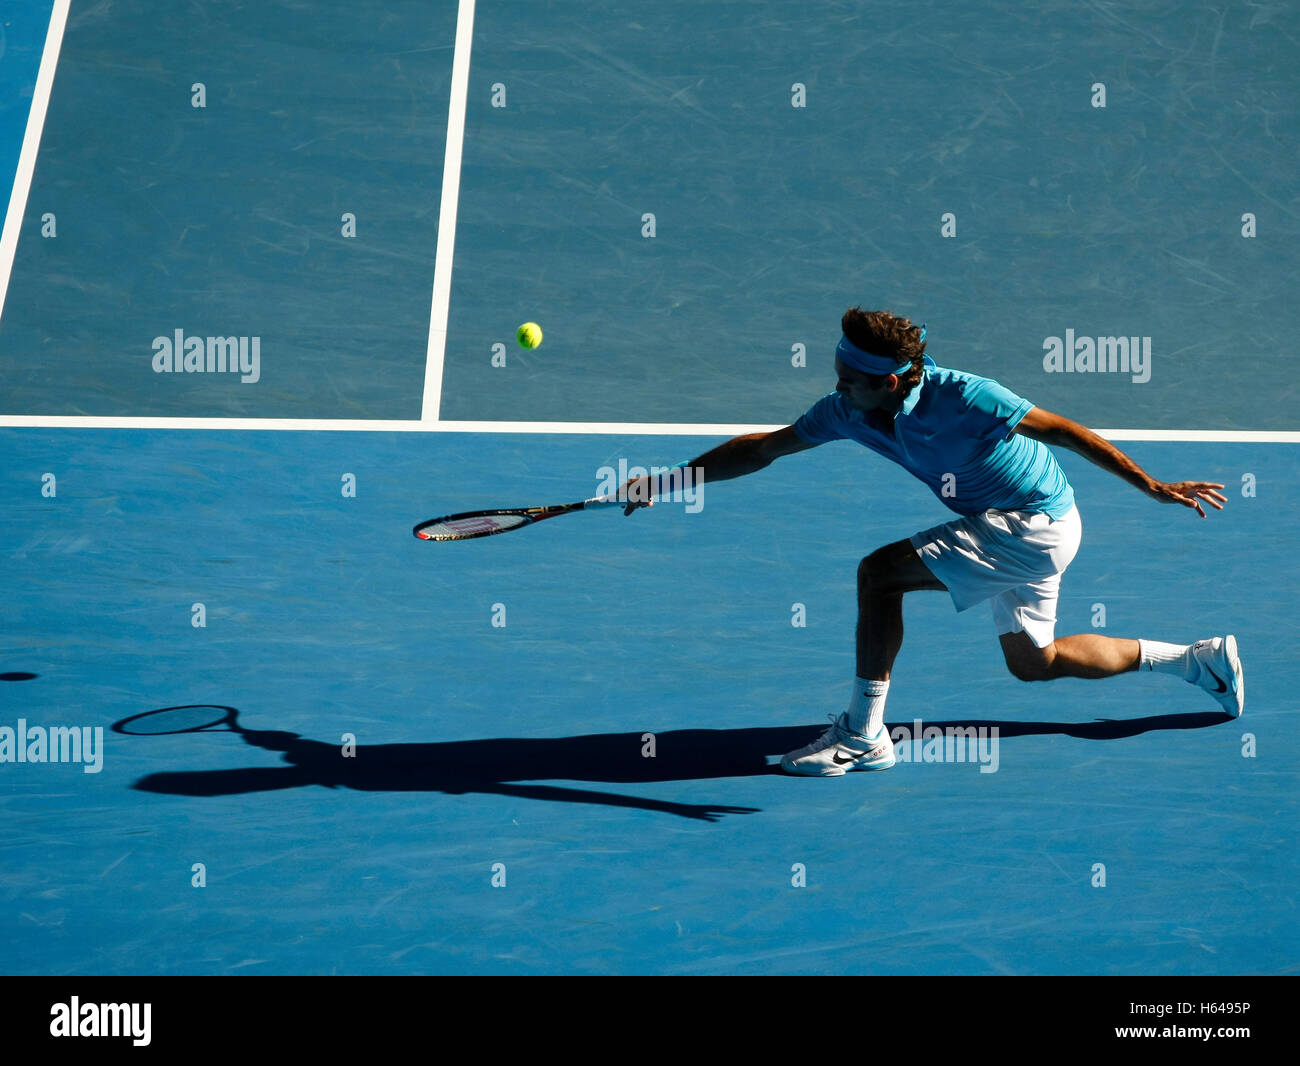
910,505,1082,648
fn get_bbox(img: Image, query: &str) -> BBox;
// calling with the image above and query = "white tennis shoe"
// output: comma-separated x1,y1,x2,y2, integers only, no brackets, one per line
780,714,896,777
1189,635,1244,717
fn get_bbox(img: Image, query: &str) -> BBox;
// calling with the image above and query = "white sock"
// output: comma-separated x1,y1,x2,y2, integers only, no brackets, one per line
847,677,889,738
1138,639,1196,681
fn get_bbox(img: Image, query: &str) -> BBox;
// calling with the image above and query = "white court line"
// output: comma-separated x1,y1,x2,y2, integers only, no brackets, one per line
420,0,477,423
0,0,71,325
0,416,782,435
0,415,1295,442
1082,429,1300,443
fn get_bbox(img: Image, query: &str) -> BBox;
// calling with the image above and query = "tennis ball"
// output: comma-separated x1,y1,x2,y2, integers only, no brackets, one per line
516,322,543,349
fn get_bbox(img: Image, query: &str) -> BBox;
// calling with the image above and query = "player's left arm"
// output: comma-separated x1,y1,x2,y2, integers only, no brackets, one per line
1011,406,1227,518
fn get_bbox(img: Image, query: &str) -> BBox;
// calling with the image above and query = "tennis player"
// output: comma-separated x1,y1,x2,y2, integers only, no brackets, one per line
623,308,1243,777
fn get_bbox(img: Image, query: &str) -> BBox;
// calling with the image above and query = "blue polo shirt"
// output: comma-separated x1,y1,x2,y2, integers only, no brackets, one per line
793,358,1075,519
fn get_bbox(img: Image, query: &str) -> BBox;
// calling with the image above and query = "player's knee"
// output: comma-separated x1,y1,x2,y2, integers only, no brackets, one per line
857,548,891,595
1005,643,1056,682
1007,660,1042,682
857,554,873,589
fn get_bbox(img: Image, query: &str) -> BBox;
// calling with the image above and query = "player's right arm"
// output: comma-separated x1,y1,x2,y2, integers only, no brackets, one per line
621,425,820,514
1013,406,1228,518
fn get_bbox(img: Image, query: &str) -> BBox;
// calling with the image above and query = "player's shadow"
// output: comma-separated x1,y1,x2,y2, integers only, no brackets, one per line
117,708,1230,821
921,711,1228,741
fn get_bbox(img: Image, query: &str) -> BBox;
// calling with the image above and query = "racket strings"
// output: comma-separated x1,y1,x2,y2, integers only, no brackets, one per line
417,513,531,540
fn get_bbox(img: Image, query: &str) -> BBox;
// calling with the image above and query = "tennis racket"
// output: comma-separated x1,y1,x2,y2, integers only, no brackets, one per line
413,495,623,541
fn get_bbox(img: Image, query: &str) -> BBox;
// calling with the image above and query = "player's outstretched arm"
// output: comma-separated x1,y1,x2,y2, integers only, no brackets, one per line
620,425,819,515
1012,406,1227,518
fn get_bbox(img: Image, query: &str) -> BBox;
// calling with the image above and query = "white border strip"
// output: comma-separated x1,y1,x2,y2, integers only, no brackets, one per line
0,0,71,325
420,0,477,422
0,416,1294,441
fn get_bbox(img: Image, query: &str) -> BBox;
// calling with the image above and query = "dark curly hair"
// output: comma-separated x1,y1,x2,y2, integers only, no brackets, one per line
841,308,927,395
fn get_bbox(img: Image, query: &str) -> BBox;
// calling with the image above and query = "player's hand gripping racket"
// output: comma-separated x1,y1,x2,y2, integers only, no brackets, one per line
413,495,623,541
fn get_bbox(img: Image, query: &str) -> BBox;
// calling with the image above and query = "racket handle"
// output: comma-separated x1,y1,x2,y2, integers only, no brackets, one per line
582,496,625,509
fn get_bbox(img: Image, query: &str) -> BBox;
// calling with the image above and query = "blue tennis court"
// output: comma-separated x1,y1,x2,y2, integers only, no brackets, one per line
0,0,1295,976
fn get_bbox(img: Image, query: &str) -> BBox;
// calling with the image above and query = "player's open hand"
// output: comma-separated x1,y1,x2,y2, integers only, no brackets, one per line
1148,480,1227,517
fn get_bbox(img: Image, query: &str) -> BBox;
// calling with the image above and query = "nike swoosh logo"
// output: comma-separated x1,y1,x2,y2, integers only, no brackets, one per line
832,743,887,765
1205,667,1229,694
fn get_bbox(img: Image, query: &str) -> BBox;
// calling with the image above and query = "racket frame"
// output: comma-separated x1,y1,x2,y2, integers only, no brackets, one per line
413,496,620,541
113,705,240,735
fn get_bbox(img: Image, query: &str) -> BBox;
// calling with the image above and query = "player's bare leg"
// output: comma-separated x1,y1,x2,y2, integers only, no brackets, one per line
999,631,1139,680
781,540,944,776
856,539,947,680
1000,630,1244,716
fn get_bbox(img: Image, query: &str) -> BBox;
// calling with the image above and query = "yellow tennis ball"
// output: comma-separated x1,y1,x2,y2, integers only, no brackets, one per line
517,322,543,349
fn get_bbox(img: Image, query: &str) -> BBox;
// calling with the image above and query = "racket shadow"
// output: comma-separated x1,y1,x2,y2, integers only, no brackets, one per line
116,709,1230,821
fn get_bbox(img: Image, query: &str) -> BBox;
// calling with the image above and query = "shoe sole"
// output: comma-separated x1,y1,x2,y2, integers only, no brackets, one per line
780,753,896,777
1224,634,1244,717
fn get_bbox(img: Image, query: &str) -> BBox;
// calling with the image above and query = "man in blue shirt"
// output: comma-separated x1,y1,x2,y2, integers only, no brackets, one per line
623,308,1243,777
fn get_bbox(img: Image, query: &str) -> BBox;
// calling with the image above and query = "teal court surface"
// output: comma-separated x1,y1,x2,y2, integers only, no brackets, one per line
0,1,1296,975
